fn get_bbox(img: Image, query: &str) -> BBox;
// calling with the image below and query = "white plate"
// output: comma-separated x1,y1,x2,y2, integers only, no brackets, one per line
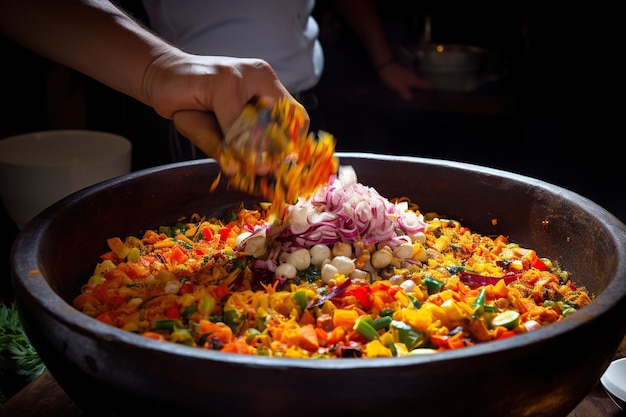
600,357,626,411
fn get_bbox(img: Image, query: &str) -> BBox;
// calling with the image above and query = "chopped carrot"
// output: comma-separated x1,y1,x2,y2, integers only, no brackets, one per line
141,332,165,341
299,309,316,326
199,319,233,344
221,339,251,354
100,251,116,261
297,324,320,352
315,327,328,347
327,326,346,345
168,245,189,265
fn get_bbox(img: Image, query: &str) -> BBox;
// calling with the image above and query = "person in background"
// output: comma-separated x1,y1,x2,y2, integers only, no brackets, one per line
0,0,296,160
140,0,434,160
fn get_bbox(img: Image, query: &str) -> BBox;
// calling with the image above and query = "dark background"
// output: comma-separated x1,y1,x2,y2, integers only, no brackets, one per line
1,2,622,302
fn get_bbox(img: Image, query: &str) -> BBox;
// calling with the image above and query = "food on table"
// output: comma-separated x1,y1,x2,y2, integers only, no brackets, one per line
73,167,593,358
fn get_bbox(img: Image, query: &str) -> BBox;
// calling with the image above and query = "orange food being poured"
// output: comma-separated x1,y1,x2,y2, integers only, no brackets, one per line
217,96,339,216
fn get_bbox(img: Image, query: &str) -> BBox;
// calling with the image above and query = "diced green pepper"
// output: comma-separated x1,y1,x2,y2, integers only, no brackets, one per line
372,316,392,330
153,319,178,332
391,320,423,350
245,328,261,343
354,318,379,341
126,247,140,263
182,304,198,319
292,289,308,311
408,294,422,308
224,309,242,332
200,295,216,315
424,277,444,295
472,287,486,318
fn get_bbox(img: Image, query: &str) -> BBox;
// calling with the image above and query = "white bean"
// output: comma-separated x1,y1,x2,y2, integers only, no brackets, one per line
388,274,404,285
235,231,252,247
331,255,355,275
400,279,416,292
321,263,339,283
371,248,393,269
332,241,352,258
286,248,311,270
349,269,369,280
243,235,268,258
309,244,331,267
410,231,427,245
164,280,182,294
275,262,298,279
393,243,414,259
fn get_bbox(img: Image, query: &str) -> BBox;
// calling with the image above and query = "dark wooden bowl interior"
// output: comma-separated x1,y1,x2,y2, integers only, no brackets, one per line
11,153,626,417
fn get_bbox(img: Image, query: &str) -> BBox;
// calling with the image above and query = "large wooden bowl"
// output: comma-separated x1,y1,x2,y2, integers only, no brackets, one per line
11,153,626,417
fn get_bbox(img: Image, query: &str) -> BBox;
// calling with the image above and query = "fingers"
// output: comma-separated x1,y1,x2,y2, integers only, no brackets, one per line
145,52,293,136
378,62,434,100
211,58,293,134
172,110,223,160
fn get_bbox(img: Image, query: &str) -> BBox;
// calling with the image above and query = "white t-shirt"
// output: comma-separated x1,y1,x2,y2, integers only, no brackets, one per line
142,0,324,93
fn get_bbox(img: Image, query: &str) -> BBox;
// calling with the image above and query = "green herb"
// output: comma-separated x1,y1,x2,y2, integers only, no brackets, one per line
0,302,46,405
296,264,320,283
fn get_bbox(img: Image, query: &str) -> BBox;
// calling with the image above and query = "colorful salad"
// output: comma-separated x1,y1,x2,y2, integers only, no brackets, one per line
73,166,593,358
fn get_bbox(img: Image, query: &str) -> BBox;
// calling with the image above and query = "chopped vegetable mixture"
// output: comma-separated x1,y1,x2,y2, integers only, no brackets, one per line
73,167,593,358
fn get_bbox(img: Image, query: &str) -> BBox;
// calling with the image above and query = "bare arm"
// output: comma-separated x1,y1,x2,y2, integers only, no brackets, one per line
1,0,166,107
331,0,432,99
0,0,292,139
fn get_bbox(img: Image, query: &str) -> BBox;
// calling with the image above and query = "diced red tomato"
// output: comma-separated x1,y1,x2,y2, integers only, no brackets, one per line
219,227,232,242
111,295,125,308
211,284,229,300
201,227,213,240
531,257,548,271
430,334,449,349
179,283,195,294
166,303,180,319
345,284,372,310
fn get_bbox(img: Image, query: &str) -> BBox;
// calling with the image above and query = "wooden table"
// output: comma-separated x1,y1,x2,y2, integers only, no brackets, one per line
3,337,626,417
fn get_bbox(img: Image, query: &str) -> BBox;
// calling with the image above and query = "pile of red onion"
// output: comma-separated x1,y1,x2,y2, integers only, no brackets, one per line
285,166,426,248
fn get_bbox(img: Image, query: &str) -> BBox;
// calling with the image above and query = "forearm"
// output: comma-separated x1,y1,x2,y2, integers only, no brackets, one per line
0,0,169,106
332,0,394,68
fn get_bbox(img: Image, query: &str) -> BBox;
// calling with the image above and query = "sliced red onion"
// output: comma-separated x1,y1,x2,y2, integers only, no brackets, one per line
277,166,427,251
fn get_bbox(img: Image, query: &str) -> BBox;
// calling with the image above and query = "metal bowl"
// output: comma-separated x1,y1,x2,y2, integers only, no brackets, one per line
407,43,500,92
11,153,626,417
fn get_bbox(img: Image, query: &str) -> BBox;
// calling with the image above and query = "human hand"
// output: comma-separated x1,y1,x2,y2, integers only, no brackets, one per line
377,61,434,100
142,50,293,144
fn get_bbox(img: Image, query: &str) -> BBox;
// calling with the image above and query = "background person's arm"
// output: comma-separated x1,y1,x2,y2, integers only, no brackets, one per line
331,0,433,99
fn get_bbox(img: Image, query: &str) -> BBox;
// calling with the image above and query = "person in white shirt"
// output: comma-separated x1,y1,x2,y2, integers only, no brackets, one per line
1,0,294,164
141,0,433,159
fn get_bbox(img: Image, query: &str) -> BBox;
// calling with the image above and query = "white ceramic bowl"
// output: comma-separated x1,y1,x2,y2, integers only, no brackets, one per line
0,129,132,228
601,357,626,411
414,44,498,92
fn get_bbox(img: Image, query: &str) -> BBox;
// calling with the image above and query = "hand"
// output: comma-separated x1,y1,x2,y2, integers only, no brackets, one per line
142,51,293,138
377,61,434,100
